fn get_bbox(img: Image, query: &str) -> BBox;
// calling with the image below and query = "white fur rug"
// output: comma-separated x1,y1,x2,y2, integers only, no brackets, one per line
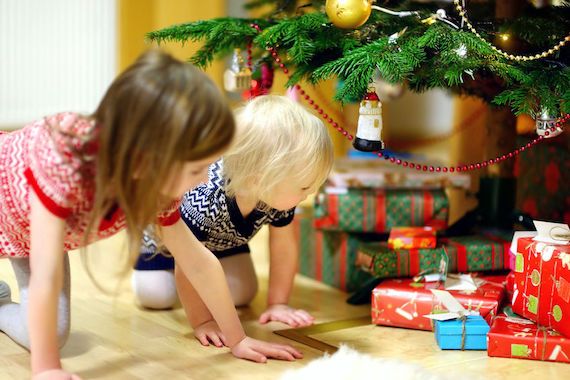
280,346,452,380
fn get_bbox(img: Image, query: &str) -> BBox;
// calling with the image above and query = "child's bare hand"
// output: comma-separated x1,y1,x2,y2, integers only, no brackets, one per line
193,320,227,347
258,304,315,327
231,336,302,363
33,369,82,380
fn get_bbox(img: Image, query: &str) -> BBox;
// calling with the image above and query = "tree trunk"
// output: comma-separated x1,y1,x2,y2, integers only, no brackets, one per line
477,0,526,228
483,0,526,177
485,106,517,177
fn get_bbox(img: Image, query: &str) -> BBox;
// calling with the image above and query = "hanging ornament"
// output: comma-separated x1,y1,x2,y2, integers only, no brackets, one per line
535,109,563,138
455,43,467,58
325,0,372,29
242,62,274,100
353,87,385,152
223,48,252,92
259,62,274,90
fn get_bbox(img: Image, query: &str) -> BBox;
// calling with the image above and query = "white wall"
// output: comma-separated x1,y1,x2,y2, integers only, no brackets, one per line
0,0,116,128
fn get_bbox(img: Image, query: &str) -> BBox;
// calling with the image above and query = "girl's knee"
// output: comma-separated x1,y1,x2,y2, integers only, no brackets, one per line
231,275,258,307
132,270,177,310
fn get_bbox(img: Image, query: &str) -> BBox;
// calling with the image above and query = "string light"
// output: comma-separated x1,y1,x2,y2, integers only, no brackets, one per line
452,0,569,61
250,23,568,173
371,0,568,61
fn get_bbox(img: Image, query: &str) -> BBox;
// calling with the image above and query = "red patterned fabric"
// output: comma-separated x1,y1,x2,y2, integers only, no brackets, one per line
0,113,179,257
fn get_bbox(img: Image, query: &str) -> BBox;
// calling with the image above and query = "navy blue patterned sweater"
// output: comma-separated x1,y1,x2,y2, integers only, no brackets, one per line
135,160,295,270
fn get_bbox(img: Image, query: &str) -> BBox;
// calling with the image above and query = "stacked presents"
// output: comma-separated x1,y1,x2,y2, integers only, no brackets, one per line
368,221,570,363
296,158,570,364
296,158,470,292
487,222,570,363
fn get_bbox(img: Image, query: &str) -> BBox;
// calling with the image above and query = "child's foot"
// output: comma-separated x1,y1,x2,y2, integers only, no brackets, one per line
0,281,12,303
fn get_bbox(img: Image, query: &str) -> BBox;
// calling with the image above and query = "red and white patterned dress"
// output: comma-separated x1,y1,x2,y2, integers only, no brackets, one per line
0,112,180,257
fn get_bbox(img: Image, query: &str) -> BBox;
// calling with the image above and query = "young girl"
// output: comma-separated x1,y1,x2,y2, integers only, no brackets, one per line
132,95,334,342
0,51,300,380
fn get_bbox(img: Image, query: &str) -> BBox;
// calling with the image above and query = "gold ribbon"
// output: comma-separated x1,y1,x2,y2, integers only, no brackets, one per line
536,326,549,361
459,314,467,351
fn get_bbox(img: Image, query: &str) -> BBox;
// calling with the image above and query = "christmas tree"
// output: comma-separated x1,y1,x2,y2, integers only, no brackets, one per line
147,0,569,117
147,0,570,227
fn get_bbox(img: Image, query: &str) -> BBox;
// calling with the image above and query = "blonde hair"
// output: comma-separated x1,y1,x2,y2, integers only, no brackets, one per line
87,49,234,272
224,95,333,202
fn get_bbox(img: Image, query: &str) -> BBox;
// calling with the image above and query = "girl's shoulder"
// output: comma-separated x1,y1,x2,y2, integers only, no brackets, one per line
24,113,99,217
38,112,99,159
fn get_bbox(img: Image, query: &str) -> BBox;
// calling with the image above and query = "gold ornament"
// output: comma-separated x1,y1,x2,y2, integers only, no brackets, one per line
325,0,372,29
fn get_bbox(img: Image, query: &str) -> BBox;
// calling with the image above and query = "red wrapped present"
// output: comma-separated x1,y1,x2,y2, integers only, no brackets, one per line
371,276,505,331
506,271,515,299
388,227,437,249
488,315,570,363
511,237,570,337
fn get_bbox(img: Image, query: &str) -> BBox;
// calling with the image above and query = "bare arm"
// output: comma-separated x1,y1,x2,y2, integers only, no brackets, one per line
258,220,314,327
175,264,230,347
28,191,67,375
267,223,298,306
161,219,302,362
174,264,213,329
161,219,245,347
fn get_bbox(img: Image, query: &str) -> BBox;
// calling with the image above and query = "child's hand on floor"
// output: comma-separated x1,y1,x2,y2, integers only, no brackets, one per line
33,369,82,380
258,304,315,327
193,320,226,347
231,336,302,363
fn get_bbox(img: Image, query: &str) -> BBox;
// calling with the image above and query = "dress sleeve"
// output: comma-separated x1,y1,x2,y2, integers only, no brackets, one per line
157,199,181,226
270,207,296,227
25,113,97,219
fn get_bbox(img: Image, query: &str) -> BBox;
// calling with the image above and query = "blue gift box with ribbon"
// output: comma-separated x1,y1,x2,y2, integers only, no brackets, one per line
434,315,490,350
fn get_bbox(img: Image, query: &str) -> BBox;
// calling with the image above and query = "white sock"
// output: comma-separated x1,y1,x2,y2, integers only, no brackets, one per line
132,269,177,310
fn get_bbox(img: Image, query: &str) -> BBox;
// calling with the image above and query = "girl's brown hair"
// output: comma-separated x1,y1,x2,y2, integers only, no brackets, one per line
87,49,234,272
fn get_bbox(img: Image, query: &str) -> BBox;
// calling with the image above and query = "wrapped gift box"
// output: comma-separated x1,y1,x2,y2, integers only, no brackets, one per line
511,237,570,337
328,158,471,190
488,315,570,363
371,277,505,331
388,227,437,249
434,315,489,350
314,188,448,233
295,209,373,292
357,236,511,280
506,271,515,299
357,243,446,280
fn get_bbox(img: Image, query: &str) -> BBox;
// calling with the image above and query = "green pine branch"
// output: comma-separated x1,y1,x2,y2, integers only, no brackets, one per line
146,3,570,116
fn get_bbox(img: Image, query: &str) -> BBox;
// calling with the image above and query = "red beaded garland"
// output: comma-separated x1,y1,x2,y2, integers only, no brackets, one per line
249,23,568,173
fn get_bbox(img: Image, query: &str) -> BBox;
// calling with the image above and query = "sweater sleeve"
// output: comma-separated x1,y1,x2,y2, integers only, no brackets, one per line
25,113,97,219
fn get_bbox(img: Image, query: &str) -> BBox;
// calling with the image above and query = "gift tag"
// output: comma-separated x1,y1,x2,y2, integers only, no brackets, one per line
424,289,479,321
444,274,478,291
533,220,570,245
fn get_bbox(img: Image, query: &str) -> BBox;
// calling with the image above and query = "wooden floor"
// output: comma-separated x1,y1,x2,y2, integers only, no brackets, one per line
1,228,568,379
